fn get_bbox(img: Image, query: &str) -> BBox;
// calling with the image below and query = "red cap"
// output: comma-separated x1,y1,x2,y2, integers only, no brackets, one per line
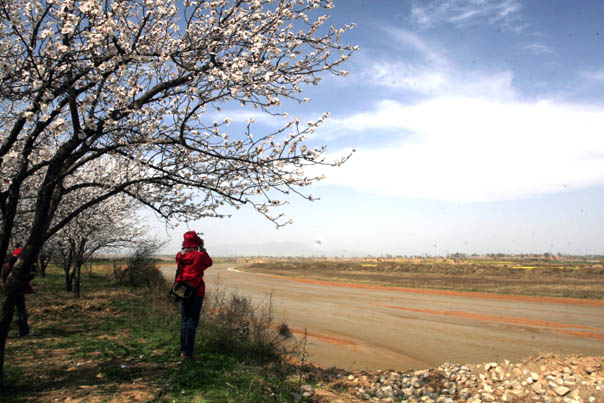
12,248,22,257
182,231,202,249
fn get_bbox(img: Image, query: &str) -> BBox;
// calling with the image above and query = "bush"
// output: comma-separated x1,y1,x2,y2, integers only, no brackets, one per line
199,286,289,360
121,240,166,288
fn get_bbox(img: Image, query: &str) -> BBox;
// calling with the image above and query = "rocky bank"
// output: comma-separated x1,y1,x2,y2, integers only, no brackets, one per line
294,354,604,403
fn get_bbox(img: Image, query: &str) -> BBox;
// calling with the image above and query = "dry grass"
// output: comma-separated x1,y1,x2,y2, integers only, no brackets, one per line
242,258,604,299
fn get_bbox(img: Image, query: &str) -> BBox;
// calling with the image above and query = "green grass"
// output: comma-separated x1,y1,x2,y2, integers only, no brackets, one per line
0,265,301,402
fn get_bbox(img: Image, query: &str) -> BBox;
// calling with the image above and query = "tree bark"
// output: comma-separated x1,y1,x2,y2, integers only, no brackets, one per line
37,252,51,278
0,153,67,390
65,266,72,292
0,290,16,392
74,264,81,299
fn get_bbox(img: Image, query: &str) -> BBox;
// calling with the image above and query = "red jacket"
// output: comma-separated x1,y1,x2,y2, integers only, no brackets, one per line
175,249,212,297
2,260,34,295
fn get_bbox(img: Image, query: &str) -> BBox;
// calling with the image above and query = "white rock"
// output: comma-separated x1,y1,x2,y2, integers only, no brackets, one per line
485,362,498,371
381,385,393,396
531,383,545,394
554,386,570,396
482,393,496,402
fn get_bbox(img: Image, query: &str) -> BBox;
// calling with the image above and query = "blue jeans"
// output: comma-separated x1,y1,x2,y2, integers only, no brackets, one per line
180,295,203,357
15,294,30,337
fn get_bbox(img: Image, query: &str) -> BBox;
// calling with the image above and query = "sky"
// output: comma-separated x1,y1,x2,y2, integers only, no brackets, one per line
149,0,604,257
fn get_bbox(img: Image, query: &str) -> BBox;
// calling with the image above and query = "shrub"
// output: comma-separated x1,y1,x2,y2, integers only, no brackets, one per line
121,240,166,288
201,287,288,360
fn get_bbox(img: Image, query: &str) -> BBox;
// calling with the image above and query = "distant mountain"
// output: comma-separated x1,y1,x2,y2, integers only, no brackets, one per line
210,241,353,257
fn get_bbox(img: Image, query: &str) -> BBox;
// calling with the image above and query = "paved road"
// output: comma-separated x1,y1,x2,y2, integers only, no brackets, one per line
161,262,604,371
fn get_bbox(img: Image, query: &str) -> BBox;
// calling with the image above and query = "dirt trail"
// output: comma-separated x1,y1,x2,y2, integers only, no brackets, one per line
160,263,604,371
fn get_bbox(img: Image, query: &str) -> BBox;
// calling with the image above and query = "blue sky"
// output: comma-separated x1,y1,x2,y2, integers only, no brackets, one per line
151,0,604,256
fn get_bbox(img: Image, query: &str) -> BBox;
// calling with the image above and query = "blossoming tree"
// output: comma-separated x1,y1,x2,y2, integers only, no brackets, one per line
0,0,354,389
52,188,146,297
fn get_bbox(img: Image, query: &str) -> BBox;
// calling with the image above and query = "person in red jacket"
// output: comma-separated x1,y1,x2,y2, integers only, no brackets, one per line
175,231,212,360
1,248,34,337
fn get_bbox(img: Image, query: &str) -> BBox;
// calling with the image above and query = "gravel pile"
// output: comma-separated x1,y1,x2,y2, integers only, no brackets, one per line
296,354,604,403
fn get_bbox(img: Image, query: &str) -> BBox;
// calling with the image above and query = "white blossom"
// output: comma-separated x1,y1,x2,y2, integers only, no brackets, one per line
0,0,356,276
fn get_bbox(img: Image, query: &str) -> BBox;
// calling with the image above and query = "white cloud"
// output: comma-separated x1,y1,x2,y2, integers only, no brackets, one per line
410,0,524,31
581,70,604,82
524,42,554,55
363,61,447,93
310,26,603,203
355,29,516,99
383,28,449,67
315,98,604,202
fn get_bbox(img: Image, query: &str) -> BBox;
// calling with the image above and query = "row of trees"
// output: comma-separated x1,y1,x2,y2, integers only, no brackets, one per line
0,0,354,390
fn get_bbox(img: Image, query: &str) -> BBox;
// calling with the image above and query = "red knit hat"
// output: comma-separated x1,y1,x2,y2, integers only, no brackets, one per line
182,231,202,248
12,248,22,257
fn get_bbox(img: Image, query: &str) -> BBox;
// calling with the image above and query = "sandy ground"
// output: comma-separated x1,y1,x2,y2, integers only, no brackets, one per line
160,263,604,371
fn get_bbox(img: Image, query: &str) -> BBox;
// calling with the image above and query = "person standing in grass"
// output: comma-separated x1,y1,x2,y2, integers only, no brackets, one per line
1,248,35,337
175,231,213,360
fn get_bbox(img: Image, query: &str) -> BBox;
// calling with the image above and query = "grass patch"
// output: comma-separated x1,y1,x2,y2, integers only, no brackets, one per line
1,263,302,402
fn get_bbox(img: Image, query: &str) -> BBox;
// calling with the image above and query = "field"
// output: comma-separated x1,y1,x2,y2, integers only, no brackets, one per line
240,256,604,300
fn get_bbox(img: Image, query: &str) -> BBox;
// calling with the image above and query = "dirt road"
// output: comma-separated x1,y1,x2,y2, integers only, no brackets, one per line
161,263,604,371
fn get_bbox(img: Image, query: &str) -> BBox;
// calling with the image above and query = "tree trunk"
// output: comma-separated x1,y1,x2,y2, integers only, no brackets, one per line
37,253,51,278
74,264,81,299
65,267,72,292
0,118,73,390
0,153,30,273
64,249,74,292
0,285,17,392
